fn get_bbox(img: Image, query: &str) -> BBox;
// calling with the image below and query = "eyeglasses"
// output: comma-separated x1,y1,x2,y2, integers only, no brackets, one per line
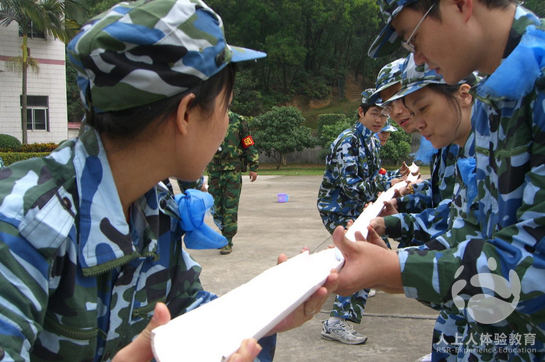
381,99,404,117
401,2,436,53
369,111,389,119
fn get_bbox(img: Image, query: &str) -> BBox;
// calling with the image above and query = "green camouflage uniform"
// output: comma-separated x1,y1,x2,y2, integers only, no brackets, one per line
207,112,259,246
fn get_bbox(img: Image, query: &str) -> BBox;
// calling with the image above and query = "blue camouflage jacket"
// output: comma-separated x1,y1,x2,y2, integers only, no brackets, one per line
383,131,460,246
398,7,545,361
0,130,274,362
317,122,399,232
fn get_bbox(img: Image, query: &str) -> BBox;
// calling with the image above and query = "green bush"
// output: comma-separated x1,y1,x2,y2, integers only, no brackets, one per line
0,152,51,166
318,121,353,159
0,134,22,151
317,114,351,138
380,129,412,165
20,143,58,153
0,142,58,166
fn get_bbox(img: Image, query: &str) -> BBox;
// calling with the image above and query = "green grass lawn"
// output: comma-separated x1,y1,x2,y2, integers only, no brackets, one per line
257,163,411,176
258,163,325,175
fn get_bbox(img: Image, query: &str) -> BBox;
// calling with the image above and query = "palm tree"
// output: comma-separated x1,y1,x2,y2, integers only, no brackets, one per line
0,0,85,144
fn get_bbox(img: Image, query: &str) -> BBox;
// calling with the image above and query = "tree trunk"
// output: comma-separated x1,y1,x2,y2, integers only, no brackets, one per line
21,39,29,144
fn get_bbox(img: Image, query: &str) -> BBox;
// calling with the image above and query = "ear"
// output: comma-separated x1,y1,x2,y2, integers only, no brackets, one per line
457,83,473,107
452,0,473,22
174,93,197,136
358,107,365,119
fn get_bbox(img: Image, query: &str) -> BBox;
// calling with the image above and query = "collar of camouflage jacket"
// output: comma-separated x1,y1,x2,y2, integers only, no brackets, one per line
74,130,173,275
473,6,543,102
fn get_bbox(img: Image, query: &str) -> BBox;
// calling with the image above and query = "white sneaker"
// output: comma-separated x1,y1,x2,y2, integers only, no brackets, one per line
415,353,432,362
321,320,368,345
368,289,376,297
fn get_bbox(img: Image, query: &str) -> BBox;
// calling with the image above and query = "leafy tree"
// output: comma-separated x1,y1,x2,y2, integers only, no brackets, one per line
0,0,84,143
231,70,265,116
524,0,544,17
251,106,316,169
380,128,412,165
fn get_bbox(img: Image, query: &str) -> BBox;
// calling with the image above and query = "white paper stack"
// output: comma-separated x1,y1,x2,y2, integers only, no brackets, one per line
151,248,344,362
344,163,420,241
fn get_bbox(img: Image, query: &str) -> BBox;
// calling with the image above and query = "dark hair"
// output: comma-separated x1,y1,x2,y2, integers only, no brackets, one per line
86,62,237,141
407,0,515,20
413,75,475,119
360,103,375,115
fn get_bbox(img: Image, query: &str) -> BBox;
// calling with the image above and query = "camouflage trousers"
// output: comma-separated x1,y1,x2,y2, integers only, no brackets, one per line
319,211,353,235
329,238,390,324
330,289,370,324
208,169,242,245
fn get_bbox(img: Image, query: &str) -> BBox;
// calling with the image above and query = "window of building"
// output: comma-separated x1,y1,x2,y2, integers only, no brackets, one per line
18,22,46,39
20,95,49,131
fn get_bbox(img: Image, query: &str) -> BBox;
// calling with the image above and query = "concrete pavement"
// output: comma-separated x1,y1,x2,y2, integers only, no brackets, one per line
171,175,439,362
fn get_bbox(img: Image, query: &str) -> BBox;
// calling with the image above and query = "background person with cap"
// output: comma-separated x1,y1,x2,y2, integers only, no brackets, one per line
334,0,545,361
317,88,408,345
377,120,398,146
207,111,259,255
0,1,338,361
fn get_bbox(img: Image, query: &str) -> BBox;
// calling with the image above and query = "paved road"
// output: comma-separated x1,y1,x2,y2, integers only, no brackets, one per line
171,175,438,362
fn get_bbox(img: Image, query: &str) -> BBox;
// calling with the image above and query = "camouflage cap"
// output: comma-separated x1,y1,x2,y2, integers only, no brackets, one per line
368,0,420,58
387,53,479,103
368,57,406,104
361,88,378,106
67,0,266,113
381,121,398,133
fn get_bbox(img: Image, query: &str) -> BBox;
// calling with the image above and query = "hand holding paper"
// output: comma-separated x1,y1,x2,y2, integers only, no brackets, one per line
151,249,341,362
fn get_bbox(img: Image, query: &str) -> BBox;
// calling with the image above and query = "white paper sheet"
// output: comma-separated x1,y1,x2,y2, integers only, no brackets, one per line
344,163,420,241
151,248,344,362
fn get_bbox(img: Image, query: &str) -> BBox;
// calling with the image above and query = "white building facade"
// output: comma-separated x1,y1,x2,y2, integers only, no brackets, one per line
0,21,68,144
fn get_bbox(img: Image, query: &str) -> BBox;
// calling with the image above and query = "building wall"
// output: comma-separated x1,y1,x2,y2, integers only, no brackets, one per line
0,22,68,144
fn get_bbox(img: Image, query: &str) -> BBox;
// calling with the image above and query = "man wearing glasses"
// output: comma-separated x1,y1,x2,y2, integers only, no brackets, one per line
317,89,408,345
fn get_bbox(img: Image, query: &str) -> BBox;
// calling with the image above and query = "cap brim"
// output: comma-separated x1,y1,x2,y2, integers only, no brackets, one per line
230,45,267,62
386,76,450,104
368,24,402,59
384,82,426,104
381,126,398,132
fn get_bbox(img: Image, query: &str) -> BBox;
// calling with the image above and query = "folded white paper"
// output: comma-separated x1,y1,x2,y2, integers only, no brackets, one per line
344,163,420,241
151,248,344,362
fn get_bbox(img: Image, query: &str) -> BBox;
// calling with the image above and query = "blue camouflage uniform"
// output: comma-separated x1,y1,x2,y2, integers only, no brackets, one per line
318,122,399,234
318,109,400,324
0,129,275,362
384,143,459,247
399,7,545,361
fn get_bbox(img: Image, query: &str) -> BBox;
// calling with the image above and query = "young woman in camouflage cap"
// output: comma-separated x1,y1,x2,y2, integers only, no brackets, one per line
0,1,338,362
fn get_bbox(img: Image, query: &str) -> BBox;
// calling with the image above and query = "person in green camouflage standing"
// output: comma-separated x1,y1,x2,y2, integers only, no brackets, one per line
208,111,259,255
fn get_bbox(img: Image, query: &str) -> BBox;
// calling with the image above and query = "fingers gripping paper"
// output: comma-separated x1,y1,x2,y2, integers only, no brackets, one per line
151,248,344,362
344,163,420,241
